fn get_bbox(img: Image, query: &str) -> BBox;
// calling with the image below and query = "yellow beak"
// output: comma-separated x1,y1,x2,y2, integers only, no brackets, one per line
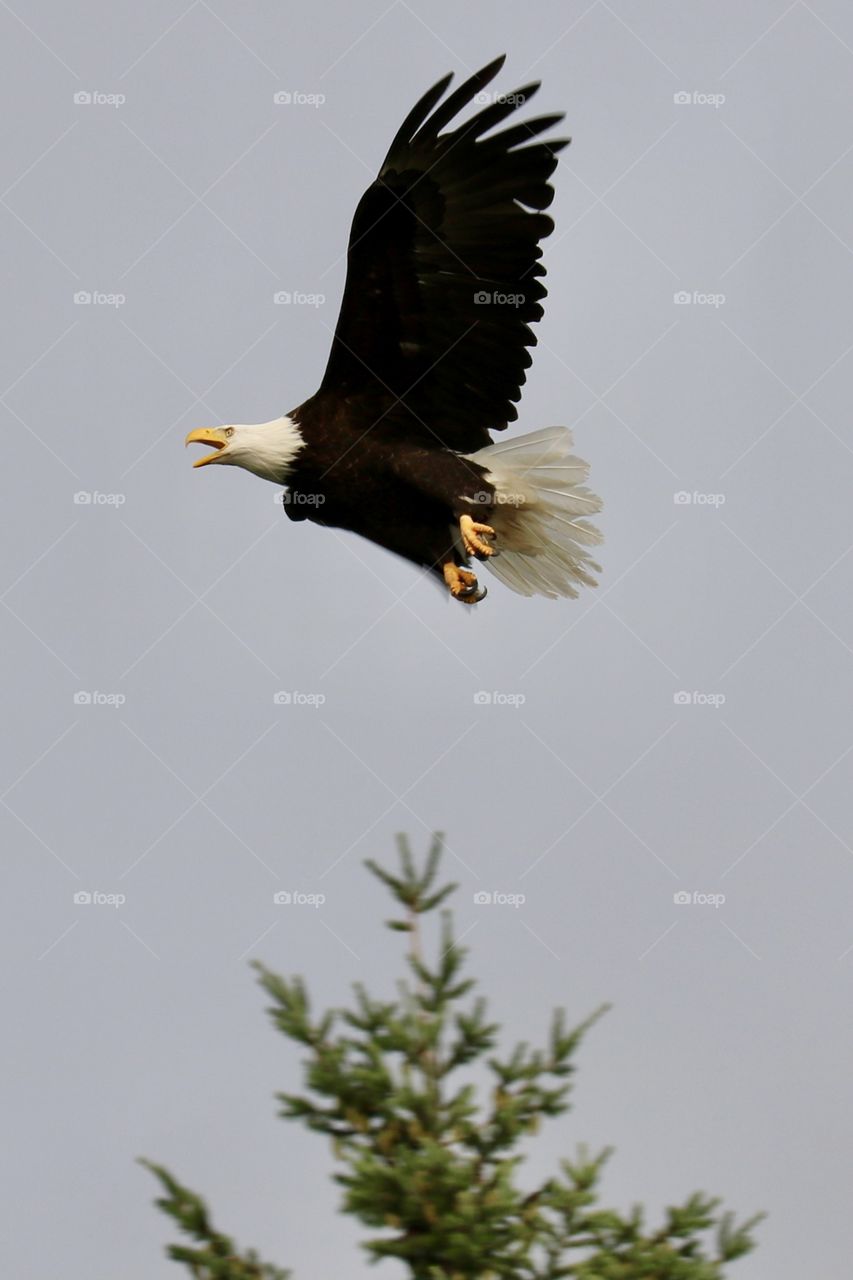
185,427,229,468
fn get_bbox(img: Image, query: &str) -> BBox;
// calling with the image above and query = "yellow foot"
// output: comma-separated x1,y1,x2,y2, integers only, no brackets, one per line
459,514,495,559
443,562,487,604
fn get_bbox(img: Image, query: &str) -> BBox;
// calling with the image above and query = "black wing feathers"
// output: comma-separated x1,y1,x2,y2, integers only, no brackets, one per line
320,57,568,452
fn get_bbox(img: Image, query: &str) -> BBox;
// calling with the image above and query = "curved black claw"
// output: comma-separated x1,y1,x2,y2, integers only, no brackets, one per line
458,581,487,603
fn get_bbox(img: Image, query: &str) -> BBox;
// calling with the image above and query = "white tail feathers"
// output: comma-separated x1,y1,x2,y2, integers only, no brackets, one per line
466,427,602,599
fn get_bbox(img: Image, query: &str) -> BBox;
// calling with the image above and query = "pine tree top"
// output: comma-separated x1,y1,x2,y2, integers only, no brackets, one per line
145,835,762,1279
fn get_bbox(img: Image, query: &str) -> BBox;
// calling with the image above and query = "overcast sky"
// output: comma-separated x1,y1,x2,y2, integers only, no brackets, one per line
3,2,853,1277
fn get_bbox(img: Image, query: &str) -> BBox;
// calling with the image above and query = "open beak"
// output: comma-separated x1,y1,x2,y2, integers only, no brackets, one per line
185,427,229,468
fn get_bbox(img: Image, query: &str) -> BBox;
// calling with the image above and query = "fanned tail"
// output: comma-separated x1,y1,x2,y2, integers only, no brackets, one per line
467,426,602,599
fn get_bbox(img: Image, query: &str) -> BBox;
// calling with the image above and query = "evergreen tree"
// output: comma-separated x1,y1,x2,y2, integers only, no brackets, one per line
145,835,761,1279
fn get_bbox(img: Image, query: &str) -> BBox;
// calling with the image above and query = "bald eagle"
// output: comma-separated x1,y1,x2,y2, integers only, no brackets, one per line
185,56,602,603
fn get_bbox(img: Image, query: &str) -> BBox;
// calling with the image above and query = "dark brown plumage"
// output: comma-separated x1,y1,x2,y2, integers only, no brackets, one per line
315,54,569,453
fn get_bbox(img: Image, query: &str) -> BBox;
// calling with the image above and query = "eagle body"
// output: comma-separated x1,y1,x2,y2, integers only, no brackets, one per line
284,393,496,578
186,56,603,603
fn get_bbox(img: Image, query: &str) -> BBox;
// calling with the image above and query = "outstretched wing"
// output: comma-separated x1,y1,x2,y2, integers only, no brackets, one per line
319,55,569,453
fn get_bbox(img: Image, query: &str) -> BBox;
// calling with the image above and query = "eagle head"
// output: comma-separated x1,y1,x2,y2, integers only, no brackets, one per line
185,416,303,483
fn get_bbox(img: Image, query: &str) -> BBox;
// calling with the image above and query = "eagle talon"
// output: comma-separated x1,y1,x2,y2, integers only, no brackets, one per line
460,514,496,559
443,562,486,604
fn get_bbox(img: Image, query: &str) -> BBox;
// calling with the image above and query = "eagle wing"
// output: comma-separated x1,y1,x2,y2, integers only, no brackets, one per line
318,55,569,453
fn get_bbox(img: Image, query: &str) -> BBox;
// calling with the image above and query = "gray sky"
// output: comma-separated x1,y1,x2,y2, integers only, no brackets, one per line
3,1,853,1276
